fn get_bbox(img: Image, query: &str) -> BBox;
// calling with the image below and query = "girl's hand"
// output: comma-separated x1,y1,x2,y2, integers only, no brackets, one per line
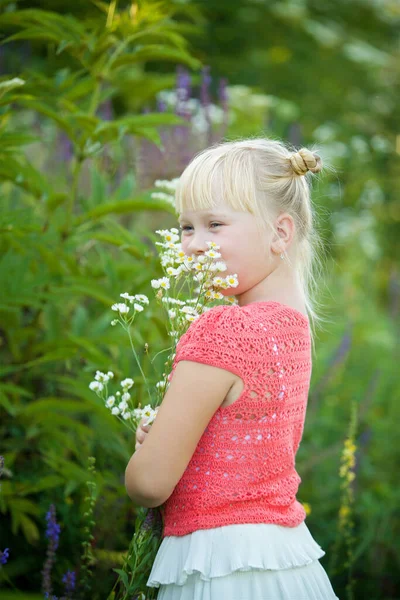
135,418,151,452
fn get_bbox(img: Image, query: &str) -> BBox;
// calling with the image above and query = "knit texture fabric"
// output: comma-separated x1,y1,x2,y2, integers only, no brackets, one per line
162,301,312,538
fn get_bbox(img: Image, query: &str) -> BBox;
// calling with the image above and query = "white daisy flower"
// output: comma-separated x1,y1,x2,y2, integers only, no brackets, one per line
134,303,144,312
156,380,166,389
159,277,170,290
215,261,227,272
121,378,134,390
94,370,109,383
111,407,120,416
151,279,161,289
181,306,196,314
111,303,129,314
107,371,114,379
89,381,104,392
207,263,219,272
122,411,131,420
120,293,135,303
122,392,131,402
205,250,221,259
134,294,149,304
226,274,239,288
206,241,219,249
212,276,224,286
106,396,115,408
168,309,176,319
118,400,128,411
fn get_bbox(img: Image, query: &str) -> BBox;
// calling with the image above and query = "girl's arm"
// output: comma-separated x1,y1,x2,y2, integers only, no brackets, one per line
125,360,238,507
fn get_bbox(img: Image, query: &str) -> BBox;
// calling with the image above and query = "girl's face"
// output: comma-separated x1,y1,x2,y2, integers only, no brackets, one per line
178,203,273,300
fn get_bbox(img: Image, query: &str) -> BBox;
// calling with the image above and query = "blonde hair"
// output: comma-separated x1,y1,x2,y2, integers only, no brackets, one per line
175,138,328,350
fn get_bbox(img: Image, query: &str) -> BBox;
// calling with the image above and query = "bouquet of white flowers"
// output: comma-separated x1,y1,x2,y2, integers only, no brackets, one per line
90,221,238,599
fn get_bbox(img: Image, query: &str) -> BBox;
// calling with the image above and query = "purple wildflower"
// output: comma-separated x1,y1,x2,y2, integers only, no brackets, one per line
141,508,163,535
62,570,76,598
157,98,167,113
57,131,73,163
176,66,192,119
42,504,61,596
200,65,211,109
0,548,9,566
99,98,113,121
218,77,229,138
45,504,61,550
200,66,212,144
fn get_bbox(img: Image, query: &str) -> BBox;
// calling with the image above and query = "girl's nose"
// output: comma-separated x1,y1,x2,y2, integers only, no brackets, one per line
186,232,207,255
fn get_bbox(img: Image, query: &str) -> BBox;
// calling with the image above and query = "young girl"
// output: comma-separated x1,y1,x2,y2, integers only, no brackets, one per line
125,138,339,599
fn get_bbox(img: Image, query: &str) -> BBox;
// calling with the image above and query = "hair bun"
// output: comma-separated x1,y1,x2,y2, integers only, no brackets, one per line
289,148,322,176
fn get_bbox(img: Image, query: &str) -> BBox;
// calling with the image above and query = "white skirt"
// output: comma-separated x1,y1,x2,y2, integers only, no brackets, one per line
147,521,339,600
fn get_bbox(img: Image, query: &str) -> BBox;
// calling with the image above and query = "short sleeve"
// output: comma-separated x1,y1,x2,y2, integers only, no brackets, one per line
172,304,246,380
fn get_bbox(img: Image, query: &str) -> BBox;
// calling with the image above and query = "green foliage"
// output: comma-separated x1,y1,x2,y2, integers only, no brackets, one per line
0,1,399,599
0,1,197,596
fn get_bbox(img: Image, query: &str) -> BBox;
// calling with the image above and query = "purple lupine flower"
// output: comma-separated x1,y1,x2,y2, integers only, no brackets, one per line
99,98,113,121
218,77,229,138
200,65,211,109
42,504,61,596
200,66,212,144
141,508,163,535
174,67,192,167
176,66,191,119
141,508,156,532
57,131,73,163
157,98,167,113
45,504,61,550
62,570,76,598
0,548,9,566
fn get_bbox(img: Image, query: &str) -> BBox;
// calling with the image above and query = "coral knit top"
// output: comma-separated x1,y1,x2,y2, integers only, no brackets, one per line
162,301,312,538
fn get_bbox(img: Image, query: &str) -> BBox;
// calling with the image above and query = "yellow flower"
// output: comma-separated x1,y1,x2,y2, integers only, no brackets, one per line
302,502,312,516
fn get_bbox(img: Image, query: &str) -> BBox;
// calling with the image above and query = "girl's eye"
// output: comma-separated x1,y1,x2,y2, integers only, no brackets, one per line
180,223,222,232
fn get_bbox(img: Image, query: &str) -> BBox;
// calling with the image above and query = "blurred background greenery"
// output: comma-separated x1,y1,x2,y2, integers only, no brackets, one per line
0,0,399,598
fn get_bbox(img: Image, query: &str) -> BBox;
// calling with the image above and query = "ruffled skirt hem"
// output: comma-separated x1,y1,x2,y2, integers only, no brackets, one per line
147,521,338,599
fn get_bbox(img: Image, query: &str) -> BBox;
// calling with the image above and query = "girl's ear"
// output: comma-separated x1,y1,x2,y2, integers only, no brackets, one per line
271,213,295,255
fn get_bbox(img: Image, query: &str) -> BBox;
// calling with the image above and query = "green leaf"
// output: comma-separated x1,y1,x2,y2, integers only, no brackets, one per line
0,132,38,148
0,156,50,197
0,390,17,416
0,349,78,377
121,113,185,127
22,398,93,417
74,193,175,226
0,77,25,99
113,569,130,591
112,45,200,70
15,98,76,141
19,513,40,544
